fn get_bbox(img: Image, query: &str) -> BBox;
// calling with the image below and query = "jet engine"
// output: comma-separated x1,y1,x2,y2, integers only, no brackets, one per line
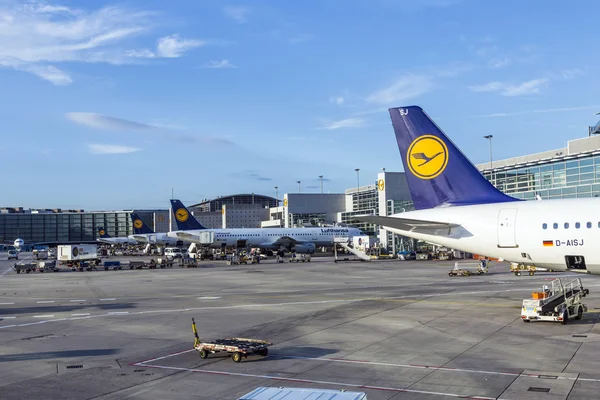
292,243,316,254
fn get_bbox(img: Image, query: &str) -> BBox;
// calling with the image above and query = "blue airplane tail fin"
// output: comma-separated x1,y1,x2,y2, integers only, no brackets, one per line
97,227,111,238
130,213,154,234
389,106,519,210
170,200,206,230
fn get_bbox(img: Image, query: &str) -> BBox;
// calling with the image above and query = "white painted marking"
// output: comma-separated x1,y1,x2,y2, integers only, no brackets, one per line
0,316,16,319
36,301,55,304
70,313,90,316
197,297,221,300
0,325,16,328
278,355,520,377
33,315,55,318
108,312,128,315
70,300,87,302
100,298,116,301
133,349,195,365
1,267,13,276
136,363,496,399
0,302,15,305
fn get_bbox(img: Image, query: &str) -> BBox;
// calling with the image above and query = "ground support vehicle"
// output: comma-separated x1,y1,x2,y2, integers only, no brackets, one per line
510,262,539,276
289,254,311,263
192,318,272,363
103,261,122,271
38,260,58,272
521,278,589,324
12,261,38,274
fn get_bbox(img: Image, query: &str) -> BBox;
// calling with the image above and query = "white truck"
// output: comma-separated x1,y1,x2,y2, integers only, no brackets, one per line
238,387,367,400
57,244,101,271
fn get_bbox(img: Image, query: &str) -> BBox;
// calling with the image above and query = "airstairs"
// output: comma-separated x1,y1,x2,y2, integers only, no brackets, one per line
333,237,371,262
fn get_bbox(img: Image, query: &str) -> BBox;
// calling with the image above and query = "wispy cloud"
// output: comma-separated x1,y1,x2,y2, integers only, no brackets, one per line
22,65,72,85
202,60,237,69
329,96,345,105
320,118,365,130
469,78,549,96
560,68,584,80
475,105,600,118
229,170,271,181
289,34,315,44
65,113,157,130
223,6,249,23
88,144,141,155
0,2,207,84
488,56,511,68
366,75,434,104
127,34,205,58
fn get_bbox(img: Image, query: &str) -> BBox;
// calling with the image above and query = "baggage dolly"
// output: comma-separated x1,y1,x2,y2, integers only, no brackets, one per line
192,318,272,363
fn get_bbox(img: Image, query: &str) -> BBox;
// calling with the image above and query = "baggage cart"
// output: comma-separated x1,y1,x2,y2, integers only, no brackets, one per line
192,318,272,363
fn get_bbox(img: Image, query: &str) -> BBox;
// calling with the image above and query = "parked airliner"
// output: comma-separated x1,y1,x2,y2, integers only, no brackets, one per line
127,213,180,246
356,105,599,274
96,227,137,245
167,199,363,254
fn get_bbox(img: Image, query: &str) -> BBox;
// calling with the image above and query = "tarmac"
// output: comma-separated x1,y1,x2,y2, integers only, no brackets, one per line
2,252,600,399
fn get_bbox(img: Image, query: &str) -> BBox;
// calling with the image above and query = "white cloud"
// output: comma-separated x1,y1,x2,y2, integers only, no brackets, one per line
65,112,157,130
561,68,584,79
202,60,237,69
320,118,365,130
22,65,72,85
329,96,345,105
366,75,434,104
223,6,249,23
475,105,600,118
0,2,207,84
488,56,511,68
88,144,141,155
469,78,549,96
156,34,204,58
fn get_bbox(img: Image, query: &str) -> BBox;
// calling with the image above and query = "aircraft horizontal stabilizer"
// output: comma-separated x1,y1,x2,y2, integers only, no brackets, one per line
354,215,460,230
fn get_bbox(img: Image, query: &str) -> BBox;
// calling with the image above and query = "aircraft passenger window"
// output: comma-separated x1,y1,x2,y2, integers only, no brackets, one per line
564,223,569,229
588,222,592,228
576,222,581,229
542,223,547,229
553,223,558,229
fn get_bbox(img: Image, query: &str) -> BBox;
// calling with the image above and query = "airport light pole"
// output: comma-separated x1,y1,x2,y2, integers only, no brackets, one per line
297,180,301,193
319,175,323,193
274,186,278,207
483,135,493,185
355,168,360,192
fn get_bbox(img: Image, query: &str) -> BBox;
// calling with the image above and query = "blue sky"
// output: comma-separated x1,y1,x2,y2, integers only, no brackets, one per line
1,0,600,210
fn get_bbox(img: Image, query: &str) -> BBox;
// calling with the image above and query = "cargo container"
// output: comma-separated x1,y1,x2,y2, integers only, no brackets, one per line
57,244,101,271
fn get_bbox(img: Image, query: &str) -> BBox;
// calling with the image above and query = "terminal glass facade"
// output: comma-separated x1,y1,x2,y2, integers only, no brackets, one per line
482,153,600,200
0,212,133,245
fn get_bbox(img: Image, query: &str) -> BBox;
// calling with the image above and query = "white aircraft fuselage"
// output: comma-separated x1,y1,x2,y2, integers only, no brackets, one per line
388,198,598,274
128,232,179,246
168,226,363,252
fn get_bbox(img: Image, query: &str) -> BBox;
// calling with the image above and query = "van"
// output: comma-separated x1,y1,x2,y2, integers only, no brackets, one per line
164,247,183,259
8,249,18,260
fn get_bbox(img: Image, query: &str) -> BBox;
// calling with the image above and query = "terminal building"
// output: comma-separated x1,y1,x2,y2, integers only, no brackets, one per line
5,125,600,251
0,209,169,247
477,134,600,200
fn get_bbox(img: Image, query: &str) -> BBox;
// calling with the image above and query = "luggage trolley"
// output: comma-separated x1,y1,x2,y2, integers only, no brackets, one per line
192,318,272,363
